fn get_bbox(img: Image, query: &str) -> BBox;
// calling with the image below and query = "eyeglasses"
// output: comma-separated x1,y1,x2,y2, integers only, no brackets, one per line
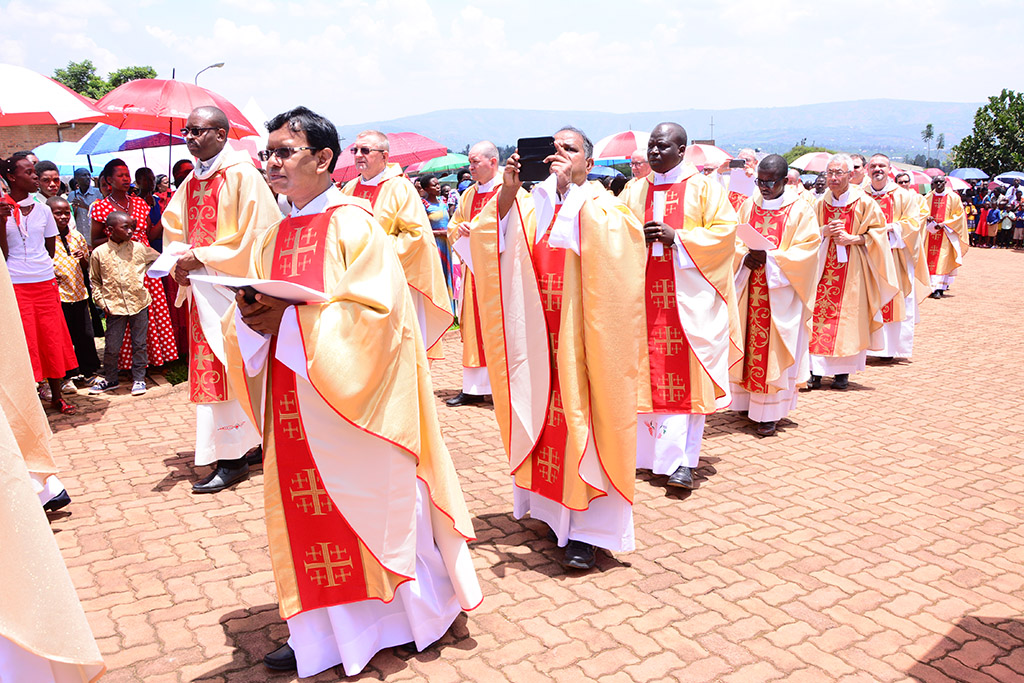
350,146,386,155
629,160,648,167
755,177,782,187
896,180,911,185
180,126,218,137
257,147,316,162
825,170,850,177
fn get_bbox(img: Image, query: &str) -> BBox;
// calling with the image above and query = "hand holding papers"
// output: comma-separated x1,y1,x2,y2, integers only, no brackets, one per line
728,168,755,200
146,241,191,278
736,223,777,252
187,274,331,304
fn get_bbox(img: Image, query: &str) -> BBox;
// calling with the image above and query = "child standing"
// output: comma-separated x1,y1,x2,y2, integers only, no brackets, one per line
88,212,159,396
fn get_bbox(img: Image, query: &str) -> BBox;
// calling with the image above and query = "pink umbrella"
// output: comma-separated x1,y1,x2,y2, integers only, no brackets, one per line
0,63,104,126
945,176,970,191
331,132,447,183
924,168,944,177
684,143,731,169
593,130,650,162
790,152,832,173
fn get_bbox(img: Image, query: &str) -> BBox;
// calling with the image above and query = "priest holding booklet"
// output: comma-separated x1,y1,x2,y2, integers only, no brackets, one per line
193,106,482,677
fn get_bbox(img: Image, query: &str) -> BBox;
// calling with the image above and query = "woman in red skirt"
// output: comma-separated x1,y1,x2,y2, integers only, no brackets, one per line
1,152,78,414
90,159,178,373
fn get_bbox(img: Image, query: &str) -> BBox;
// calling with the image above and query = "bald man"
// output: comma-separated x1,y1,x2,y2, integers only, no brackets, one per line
445,141,505,406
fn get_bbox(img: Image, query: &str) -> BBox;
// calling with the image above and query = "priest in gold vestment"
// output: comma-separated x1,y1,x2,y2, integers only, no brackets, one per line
470,127,646,570
340,130,453,359
163,106,281,494
731,156,821,436
621,122,741,485
201,108,480,678
922,174,969,298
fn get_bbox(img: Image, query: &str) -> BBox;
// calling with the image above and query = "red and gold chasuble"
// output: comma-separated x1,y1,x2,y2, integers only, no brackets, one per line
873,192,900,324
185,173,230,403
728,190,747,212
926,194,947,276
643,183,694,411
809,202,856,356
351,179,385,207
522,210,569,503
741,204,791,393
267,212,386,610
463,189,497,364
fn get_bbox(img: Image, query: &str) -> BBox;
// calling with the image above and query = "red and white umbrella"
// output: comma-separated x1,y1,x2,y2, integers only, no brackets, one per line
0,63,104,126
684,143,731,169
945,176,970,191
331,132,447,183
790,152,832,173
891,168,932,186
924,167,944,177
593,130,650,162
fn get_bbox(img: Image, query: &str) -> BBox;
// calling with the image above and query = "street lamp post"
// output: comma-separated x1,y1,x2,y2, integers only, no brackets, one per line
194,62,225,85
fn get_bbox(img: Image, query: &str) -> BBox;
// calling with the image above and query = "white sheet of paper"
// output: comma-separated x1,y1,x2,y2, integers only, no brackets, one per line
146,241,191,278
736,223,776,251
651,191,665,257
729,168,755,198
453,235,474,275
188,274,330,304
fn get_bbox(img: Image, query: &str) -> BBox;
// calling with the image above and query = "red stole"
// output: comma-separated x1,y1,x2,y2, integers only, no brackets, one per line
185,173,230,402
873,191,899,324
728,190,747,212
926,194,948,275
465,188,498,365
809,201,856,356
522,208,568,503
267,210,371,609
643,181,694,412
741,203,791,393
352,179,385,208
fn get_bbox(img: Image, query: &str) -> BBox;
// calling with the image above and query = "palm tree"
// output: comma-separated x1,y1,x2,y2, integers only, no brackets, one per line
922,124,934,163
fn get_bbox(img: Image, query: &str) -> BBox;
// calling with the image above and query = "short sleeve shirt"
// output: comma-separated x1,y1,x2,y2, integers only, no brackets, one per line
53,228,90,302
4,201,59,284
90,195,153,247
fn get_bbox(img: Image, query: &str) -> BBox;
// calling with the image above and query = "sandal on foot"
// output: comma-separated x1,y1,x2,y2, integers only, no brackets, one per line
54,399,77,415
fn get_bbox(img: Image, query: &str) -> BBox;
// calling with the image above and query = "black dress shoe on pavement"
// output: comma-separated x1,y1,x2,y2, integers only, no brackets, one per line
807,374,822,390
832,374,850,390
263,642,296,671
756,421,777,437
562,540,596,570
929,289,942,299
667,465,694,489
245,444,264,466
192,462,249,494
445,392,486,407
43,489,71,512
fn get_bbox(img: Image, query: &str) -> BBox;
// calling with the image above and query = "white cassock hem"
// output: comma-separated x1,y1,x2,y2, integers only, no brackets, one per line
461,367,491,395
512,484,634,553
809,351,867,376
286,480,466,678
866,318,915,358
636,413,706,472
730,386,800,423
194,400,262,467
29,472,64,506
0,635,103,683
930,272,956,290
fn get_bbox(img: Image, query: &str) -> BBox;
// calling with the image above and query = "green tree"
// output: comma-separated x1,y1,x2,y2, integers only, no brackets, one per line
921,123,934,162
53,59,111,99
949,89,1024,175
781,143,835,165
108,66,157,89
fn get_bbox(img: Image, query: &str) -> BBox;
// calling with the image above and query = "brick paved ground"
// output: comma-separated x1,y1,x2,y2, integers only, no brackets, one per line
44,249,1024,682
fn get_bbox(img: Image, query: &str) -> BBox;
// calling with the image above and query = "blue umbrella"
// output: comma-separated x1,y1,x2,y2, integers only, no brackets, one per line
800,174,819,183
949,168,989,180
31,141,117,175
587,166,624,180
76,123,184,155
995,171,1024,185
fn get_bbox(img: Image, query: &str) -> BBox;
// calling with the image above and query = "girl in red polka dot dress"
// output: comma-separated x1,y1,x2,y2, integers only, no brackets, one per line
90,159,178,371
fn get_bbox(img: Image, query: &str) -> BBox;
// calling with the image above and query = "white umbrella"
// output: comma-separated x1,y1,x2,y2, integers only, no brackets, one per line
0,63,104,126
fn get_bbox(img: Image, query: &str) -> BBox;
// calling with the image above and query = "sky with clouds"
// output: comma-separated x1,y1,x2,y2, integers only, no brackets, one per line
3,0,1022,127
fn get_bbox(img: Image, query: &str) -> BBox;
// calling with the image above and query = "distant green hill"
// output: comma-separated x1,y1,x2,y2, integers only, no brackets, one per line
334,99,979,158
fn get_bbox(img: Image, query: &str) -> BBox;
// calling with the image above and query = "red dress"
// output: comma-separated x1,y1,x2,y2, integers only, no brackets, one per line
90,195,179,369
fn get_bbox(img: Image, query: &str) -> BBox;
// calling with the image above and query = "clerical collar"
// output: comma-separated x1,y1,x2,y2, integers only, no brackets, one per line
477,176,498,193
359,168,388,187
761,195,784,210
830,188,852,207
195,147,227,179
652,162,684,185
867,181,895,196
933,188,949,197
291,187,333,217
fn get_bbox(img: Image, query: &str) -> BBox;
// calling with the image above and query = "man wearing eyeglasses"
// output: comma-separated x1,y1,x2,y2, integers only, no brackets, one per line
162,106,281,494
850,154,868,186
922,174,968,299
731,155,821,437
204,107,481,677
863,154,930,361
622,122,741,489
807,154,899,390
624,149,651,193
339,130,453,360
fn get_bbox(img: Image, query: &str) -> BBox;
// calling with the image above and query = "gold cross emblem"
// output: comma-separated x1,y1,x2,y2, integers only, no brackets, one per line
664,189,680,216
537,446,560,484
540,273,563,312
753,216,776,240
547,392,564,428
279,391,305,441
650,278,675,309
277,226,318,278
290,469,334,516
655,373,688,403
191,182,213,205
304,542,354,587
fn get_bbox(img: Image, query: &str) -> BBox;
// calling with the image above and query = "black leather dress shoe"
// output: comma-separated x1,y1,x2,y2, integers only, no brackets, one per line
192,462,249,494
245,444,264,466
807,374,822,390
263,642,296,671
832,374,850,390
667,465,694,489
756,421,777,437
445,392,487,407
562,540,596,569
43,489,71,512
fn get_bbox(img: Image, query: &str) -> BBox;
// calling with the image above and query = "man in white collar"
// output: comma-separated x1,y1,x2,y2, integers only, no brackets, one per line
622,122,741,486
444,141,504,407
340,130,453,360
732,155,821,436
163,106,281,494
624,149,651,193
807,154,899,390
469,127,646,570
207,106,481,677
864,154,930,361
850,154,868,187
921,174,968,298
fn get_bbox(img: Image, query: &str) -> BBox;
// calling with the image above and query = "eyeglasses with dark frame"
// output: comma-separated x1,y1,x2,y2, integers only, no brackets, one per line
755,177,784,187
180,126,219,138
257,147,317,162
350,146,386,156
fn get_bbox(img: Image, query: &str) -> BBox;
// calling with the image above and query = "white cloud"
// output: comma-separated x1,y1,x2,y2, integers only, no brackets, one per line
222,0,276,11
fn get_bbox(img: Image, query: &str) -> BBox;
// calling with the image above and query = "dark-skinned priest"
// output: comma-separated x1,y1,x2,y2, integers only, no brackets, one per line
163,106,282,494
198,107,481,677
922,174,968,299
621,122,742,488
731,155,821,437
468,127,646,570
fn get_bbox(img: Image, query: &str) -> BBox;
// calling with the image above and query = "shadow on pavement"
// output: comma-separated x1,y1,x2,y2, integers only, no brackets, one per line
46,395,112,434
152,451,197,492
905,615,1024,682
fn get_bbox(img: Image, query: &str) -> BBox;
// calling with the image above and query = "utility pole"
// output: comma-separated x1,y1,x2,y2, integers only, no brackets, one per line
709,116,715,143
